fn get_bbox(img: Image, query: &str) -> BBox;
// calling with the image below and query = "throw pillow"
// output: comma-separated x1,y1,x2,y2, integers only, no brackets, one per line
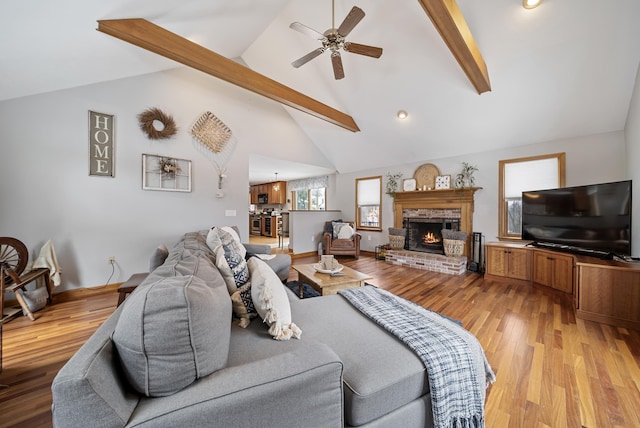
206,226,245,259
230,282,257,328
332,222,354,239
208,227,250,294
337,223,354,239
248,257,302,341
149,244,169,272
112,275,232,397
325,219,342,236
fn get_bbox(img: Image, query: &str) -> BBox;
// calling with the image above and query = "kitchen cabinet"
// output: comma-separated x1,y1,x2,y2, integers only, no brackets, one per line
250,181,286,205
532,249,574,293
485,243,532,283
270,181,286,204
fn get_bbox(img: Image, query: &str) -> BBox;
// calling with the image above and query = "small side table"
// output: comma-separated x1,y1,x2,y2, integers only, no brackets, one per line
116,272,149,307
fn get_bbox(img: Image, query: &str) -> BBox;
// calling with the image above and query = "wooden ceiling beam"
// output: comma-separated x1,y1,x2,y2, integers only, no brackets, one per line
97,18,360,132
417,0,491,94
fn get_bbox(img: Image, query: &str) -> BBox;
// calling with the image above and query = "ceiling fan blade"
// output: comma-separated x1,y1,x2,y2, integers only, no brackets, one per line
331,51,345,80
337,6,365,37
343,42,383,58
289,22,326,41
292,48,326,68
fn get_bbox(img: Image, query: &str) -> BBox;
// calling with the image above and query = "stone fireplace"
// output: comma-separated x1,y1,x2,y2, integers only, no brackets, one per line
392,188,480,259
404,216,461,254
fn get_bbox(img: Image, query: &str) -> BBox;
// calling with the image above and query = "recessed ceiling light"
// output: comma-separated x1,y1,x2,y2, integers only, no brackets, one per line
523,0,543,9
397,110,408,120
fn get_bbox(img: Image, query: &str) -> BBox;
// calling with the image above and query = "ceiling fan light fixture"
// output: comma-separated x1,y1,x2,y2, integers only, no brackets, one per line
397,110,408,120
523,0,543,9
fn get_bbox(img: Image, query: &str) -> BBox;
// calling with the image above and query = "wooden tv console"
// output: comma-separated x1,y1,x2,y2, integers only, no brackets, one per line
485,242,640,330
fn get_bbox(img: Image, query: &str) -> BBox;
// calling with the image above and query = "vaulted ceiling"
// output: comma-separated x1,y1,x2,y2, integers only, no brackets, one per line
2,0,639,184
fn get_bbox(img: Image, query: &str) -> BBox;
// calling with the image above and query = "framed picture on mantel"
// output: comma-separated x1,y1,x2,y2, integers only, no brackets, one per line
435,175,451,189
403,178,417,191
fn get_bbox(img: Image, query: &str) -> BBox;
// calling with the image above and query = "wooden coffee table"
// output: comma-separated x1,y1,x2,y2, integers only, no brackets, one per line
292,263,372,298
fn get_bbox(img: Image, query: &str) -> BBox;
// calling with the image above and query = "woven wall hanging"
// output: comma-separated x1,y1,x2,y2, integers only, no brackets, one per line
190,111,237,189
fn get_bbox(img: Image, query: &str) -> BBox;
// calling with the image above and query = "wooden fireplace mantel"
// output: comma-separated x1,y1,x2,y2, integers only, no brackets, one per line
393,187,481,258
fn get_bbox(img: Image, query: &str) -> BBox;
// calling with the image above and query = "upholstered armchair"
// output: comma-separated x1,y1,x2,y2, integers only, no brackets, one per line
323,221,361,259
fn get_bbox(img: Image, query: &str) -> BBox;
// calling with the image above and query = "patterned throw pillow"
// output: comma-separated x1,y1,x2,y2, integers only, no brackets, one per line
230,282,257,328
208,227,250,295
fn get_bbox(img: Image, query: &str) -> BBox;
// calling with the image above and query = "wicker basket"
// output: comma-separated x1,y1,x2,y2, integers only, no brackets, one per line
389,235,405,250
443,239,464,257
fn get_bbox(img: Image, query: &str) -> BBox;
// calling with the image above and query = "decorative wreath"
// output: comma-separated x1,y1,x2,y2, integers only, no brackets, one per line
137,107,178,140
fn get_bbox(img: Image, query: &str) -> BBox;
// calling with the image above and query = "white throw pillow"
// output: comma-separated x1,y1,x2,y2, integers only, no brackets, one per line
337,223,354,239
333,222,354,239
247,257,301,341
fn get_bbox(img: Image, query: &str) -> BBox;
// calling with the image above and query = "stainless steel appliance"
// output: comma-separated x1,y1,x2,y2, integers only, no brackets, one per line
263,216,272,236
250,215,262,235
257,193,268,204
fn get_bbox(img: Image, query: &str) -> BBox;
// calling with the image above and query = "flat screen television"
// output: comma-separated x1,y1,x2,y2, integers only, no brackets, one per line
521,180,632,258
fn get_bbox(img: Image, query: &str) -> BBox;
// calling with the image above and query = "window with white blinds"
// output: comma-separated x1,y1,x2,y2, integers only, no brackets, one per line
356,176,382,231
499,153,566,238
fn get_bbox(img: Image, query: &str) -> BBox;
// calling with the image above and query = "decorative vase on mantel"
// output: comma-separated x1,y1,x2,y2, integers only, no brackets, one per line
455,162,478,190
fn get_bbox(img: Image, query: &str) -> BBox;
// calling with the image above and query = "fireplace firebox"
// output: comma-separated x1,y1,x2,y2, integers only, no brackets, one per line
403,217,460,254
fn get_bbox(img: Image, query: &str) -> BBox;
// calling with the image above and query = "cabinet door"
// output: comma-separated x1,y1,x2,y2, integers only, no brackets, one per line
486,246,507,277
533,252,552,286
507,248,531,281
550,254,573,293
533,251,573,292
578,265,640,323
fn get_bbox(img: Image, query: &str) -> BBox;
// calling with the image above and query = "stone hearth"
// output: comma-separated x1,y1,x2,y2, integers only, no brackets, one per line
385,250,467,275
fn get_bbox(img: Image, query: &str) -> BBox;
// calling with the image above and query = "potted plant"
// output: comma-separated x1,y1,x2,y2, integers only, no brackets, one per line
385,172,403,196
455,162,478,189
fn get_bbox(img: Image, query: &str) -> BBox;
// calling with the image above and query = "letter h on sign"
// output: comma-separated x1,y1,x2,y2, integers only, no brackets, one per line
89,110,115,177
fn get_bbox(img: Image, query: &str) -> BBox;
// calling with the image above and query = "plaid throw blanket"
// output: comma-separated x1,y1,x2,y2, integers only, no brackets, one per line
339,286,495,428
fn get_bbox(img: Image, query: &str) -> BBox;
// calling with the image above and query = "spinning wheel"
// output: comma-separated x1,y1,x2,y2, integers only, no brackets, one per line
0,237,28,284
1,237,52,322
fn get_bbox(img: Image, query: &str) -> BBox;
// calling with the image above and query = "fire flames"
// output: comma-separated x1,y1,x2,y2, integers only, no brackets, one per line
422,232,441,245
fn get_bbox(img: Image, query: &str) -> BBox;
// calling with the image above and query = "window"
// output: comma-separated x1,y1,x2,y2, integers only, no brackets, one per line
356,176,382,231
289,175,328,211
292,188,326,210
499,153,565,239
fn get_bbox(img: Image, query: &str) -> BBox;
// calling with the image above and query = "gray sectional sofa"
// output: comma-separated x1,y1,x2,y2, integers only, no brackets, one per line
51,229,483,427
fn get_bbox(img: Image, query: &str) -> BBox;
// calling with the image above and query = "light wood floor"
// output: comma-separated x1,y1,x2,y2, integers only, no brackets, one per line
2,253,640,427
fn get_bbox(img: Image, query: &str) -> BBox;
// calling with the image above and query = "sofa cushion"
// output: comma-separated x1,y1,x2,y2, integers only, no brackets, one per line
290,295,429,426
112,275,232,397
248,257,301,340
149,244,169,272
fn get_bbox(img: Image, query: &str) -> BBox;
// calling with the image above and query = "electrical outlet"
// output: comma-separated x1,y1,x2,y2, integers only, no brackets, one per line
108,256,115,264
311,236,315,242
368,235,371,241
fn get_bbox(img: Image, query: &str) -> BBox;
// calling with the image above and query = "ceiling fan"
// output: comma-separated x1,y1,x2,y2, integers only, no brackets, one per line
289,1,383,80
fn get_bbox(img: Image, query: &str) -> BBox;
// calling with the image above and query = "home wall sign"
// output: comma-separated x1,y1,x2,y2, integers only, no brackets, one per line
88,110,115,177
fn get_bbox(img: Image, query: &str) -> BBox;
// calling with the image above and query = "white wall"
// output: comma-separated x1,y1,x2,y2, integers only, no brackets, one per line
334,132,628,254
625,63,640,255
0,67,333,292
